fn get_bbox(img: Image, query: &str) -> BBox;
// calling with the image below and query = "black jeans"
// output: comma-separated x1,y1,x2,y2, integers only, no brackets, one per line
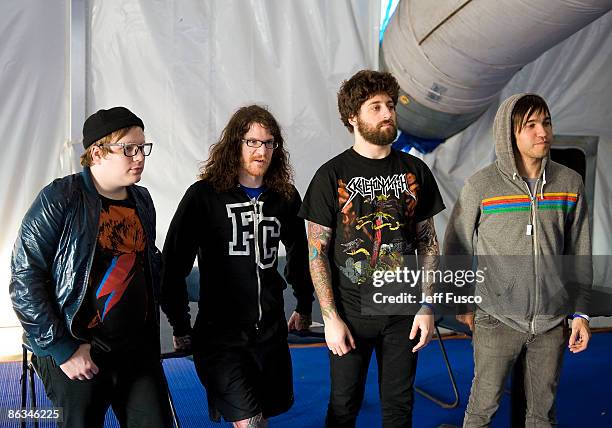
32,351,173,428
326,315,418,428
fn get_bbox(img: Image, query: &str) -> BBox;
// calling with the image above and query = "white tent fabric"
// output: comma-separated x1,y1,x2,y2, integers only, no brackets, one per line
383,0,612,115
0,0,380,354
0,1,610,355
380,0,612,139
88,0,381,250
424,11,612,284
0,0,68,332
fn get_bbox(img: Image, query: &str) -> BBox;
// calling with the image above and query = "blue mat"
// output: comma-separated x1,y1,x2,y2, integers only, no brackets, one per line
1,333,611,427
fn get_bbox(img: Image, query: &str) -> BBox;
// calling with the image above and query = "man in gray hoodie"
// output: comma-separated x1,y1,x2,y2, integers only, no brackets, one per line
444,93,592,427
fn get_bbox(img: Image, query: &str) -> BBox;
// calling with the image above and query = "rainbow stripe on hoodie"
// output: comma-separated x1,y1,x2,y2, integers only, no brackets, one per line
482,192,577,214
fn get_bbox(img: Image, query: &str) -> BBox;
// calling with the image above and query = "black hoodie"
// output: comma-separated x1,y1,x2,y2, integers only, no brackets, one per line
161,180,314,336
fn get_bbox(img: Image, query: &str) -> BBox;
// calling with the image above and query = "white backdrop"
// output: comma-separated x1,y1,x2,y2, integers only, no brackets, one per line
422,10,612,295
424,11,612,260
88,0,381,250
0,1,69,341
0,1,611,356
0,0,381,356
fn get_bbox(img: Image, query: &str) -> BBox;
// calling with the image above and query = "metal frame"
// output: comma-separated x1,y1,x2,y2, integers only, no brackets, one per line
21,342,182,428
161,350,193,428
19,344,38,428
414,323,460,409
68,0,87,173
552,135,599,237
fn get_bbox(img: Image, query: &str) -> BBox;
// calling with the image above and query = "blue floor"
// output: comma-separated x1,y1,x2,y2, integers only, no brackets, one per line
1,333,611,427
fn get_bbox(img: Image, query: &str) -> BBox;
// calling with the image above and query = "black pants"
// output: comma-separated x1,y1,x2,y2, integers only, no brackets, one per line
33,351,173,428
326,315,418,428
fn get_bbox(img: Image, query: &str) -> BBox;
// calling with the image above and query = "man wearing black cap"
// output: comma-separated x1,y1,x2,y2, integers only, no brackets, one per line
10,107,172,427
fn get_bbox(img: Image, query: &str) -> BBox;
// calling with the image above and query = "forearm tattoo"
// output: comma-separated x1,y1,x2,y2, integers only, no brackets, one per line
415,217,440,296
245,413,265,427
307,222,338,320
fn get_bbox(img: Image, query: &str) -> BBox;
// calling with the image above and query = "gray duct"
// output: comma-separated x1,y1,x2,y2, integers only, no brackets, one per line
381,0,612,140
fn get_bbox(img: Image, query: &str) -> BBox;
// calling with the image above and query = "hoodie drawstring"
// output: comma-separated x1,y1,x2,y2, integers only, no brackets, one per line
540,170,547,200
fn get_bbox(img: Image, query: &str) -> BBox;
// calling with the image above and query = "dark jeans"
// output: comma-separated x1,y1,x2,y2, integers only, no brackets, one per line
463,312,566,428
33,352,173,428
326,315,418,428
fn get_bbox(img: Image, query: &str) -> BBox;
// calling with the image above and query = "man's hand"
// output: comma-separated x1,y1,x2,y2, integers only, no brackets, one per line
59,343,99,380
410,308,434,352
568,317,591,353
288,311,312,331
324,316,355,356
173,335,192,352
456,312,475,332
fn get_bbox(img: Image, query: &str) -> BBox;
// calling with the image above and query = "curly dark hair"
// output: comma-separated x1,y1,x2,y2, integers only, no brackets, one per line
199,105,295,199
337,70,400,133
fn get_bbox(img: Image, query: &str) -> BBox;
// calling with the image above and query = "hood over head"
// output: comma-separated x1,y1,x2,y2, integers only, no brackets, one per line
493,93,548,180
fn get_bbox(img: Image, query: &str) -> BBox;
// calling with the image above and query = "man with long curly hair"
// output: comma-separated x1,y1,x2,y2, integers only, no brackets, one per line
300,70,445,427
161,105,314,427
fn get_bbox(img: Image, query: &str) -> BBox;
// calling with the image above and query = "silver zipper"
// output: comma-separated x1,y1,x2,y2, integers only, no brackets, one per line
532,183,540,335
252,196,263,323
525,180,540,335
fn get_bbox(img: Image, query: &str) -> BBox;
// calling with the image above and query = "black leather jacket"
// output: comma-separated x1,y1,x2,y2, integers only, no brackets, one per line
9,168,161,364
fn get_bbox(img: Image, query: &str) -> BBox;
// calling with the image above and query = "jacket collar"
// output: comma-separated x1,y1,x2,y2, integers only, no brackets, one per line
82,166,139,201
81,167,99,196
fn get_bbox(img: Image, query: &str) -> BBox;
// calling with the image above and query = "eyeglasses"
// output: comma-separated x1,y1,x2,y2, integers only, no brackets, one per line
99,142,153,157
242,139,278,150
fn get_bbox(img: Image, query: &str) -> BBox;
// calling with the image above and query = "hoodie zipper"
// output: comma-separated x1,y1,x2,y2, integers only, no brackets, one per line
251,195,263,325
524,179,540,335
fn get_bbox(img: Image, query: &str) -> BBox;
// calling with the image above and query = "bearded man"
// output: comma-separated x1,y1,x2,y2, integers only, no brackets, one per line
299,70,446,427
161,105,314,427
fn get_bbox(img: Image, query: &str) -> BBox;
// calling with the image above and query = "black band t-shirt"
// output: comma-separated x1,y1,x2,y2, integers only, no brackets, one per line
77,195,154,353
299,148,445,316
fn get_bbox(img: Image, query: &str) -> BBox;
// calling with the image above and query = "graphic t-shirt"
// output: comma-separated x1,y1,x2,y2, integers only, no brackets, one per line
240,184,266,200
77,195,153,353
523,177,538,196
299,148,445,316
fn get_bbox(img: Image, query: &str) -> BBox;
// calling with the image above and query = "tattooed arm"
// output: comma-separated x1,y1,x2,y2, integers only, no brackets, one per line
410,217,440,352
307,221,355,356
415,217,440,297
234,412,266,428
